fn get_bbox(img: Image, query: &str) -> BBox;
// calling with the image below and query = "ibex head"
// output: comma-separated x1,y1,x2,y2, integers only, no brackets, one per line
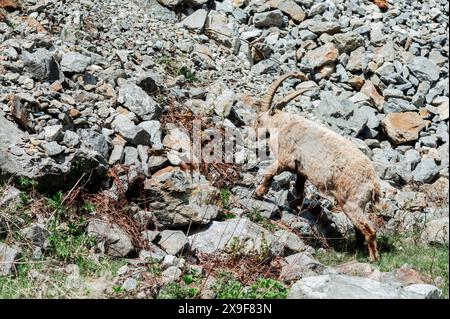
254,72,308,138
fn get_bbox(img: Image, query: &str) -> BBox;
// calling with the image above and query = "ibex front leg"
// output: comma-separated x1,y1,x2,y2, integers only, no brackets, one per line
255,160,281,198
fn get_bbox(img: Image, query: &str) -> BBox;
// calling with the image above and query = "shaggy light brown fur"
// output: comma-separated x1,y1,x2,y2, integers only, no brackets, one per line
255,72,381,261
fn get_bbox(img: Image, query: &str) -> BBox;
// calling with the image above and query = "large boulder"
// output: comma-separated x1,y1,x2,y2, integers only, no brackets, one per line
143,166,219,227
188,218,284,256
288,274,442,299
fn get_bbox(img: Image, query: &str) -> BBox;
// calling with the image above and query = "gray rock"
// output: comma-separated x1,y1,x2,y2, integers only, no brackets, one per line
181,9,208,30
118,83,161,120
46,141,65,157
252,59,279,75
407,57,440,82
403,284,443,299
62,131,80,148
334,32,364,53
139,121,163,150
273,229,311,253
412,159,439,183
304,19,341,34
161,266,182,284
0,185,21,208
78,129,109,158
112,115,151,146
123,146,139,166
205,11,238,48
22,48,60,81
21,223,49,248
288,274,439,299
139,243,167,262
157,230,188,255
87,219,133,257
0,243,20,276
60,52,91,73
144,167,219,227
316,91,367,137
157,0,183,6
280,253,327,282
420,217,449,246
44,125,63,142
188,218,284,256
109,144,125,165
376,62,405,84
383,98,416,113
121,277,138,292
254,10,284,28
274,0,305,22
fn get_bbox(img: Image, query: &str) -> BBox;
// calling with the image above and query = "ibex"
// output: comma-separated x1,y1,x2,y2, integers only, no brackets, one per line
254,72,381,261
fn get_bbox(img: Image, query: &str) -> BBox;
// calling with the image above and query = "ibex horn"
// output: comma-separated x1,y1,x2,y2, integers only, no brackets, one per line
260,72,307,114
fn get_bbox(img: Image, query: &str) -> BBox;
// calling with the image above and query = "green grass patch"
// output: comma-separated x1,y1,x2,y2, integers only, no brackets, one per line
213,272,287,299
157,282,200,299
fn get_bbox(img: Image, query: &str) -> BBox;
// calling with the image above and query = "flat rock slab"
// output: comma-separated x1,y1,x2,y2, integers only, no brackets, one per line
188,217,284,256
288,274,442,299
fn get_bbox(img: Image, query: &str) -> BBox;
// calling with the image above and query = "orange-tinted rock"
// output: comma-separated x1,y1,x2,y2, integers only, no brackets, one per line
361,80,385,111
382,112,428,145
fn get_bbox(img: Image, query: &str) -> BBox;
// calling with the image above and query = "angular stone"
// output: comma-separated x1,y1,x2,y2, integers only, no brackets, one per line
144,166,219,227
382,112,427,145
302,43,338,69
188,218,284,256
22,48,60,82
112,114,151,146
0,243,20,276
117,82,161,120
181,8,208,30
412,159,439,183
87,219,133,257
407,57,440,82
268,0,305,22
157,230,188,255
60,52,91,73
254,10,284,28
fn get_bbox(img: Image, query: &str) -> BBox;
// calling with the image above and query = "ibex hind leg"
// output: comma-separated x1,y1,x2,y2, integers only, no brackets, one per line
290,174,306,210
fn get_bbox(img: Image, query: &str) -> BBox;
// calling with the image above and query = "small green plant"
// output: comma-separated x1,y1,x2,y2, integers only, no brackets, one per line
213,272,246,299
155,55,174,66
227,236,245,261
178,66,198,83
157,283,199,299
247,278,288,299
18,177,38,189
248,208,276,231
182,268,202,285
113,286,125,294
213,272,287,299
47,191,64,212
220,188,231,209
81,202,96,213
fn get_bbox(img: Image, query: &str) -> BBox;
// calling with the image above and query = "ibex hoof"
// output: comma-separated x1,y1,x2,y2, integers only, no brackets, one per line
254,186,267,199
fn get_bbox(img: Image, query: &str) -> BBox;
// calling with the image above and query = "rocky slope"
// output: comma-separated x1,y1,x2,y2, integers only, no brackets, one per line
0,0,448,298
